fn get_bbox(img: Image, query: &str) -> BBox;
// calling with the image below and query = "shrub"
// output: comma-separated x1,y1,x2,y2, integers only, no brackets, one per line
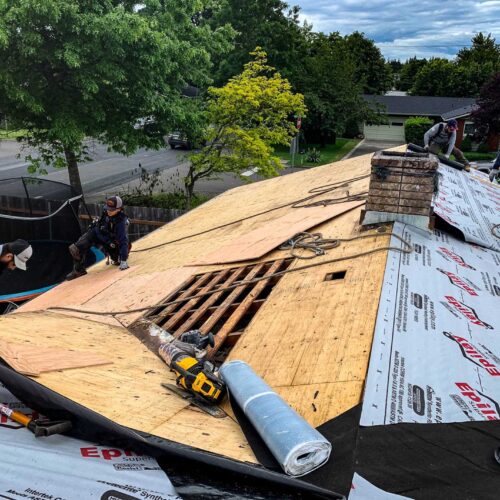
404,116,433,146
460,135,472,152
121,191,210,210
306,147,321,163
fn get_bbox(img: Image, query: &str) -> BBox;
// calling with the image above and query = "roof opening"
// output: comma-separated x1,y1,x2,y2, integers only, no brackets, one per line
324,270,347,281
145,258,294,363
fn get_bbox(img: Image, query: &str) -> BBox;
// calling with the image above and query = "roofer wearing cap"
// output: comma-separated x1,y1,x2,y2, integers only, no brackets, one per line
0,240,33,275
424,119,471,171
66,196,130,280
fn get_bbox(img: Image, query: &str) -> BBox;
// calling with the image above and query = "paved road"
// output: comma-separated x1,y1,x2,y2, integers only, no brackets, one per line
0,140,188,195
348,139,404,158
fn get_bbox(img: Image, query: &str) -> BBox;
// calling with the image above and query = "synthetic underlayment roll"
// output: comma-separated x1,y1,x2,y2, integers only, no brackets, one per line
219,360,332,477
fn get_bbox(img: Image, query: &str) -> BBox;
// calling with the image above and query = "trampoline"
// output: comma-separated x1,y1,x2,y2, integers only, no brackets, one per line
0,178,104,311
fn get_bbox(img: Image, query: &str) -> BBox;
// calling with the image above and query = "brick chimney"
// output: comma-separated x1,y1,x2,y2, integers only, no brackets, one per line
361,150,439,229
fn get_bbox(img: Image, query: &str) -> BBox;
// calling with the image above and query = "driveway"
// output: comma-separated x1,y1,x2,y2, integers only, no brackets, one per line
346,139,405,159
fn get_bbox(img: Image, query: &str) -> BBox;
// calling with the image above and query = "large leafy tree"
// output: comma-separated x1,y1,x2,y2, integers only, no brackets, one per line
209,0,308,86
294,33,372,146
410,58,456,96
471,72,500,142
399,57,427,92
344,32,392,95
185,49,305,205
456,33,500,67
409,33,500,97
0,0,232,193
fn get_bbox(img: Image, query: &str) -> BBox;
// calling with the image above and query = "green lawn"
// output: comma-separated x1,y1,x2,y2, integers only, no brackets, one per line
274,138,361,167
0,129,27,139
461,151,497,162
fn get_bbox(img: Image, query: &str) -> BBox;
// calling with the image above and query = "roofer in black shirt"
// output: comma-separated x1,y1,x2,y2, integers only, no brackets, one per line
66,196,130,280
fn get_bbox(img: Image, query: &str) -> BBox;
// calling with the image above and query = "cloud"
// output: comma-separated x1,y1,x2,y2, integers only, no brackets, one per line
294,0,500,60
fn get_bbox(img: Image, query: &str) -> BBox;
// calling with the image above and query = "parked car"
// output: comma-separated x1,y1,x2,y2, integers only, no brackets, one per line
167,131,192,150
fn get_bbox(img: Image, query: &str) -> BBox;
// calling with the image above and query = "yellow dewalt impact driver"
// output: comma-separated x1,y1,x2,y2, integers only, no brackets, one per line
159,343,225,404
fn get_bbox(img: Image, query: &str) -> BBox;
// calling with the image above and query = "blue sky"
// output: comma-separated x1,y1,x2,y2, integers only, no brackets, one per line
294,0,500,61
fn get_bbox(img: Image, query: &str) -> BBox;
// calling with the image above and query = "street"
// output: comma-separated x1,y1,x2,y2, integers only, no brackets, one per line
0,139,188,196
0,138,312,202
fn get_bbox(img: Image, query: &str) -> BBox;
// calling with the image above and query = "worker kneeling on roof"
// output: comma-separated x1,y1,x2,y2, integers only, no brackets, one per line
0,240,33,275
66,196,130,280
424,119,471,171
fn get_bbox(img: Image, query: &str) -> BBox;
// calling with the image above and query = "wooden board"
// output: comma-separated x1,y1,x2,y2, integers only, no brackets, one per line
191,200,364,265
19,267,198,327
0,339,112,376
0,312,255,463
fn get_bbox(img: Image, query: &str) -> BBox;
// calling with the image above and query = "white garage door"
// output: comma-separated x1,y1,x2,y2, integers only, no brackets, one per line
364,117,406,142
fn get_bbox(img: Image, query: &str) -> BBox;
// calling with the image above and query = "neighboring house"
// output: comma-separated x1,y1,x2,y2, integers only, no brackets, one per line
362,95,487,146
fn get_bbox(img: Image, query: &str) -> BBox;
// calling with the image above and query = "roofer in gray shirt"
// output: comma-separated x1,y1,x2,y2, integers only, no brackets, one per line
424,119,470,171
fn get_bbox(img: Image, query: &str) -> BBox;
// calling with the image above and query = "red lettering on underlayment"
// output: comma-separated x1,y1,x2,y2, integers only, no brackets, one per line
445,296,492,329
446,334,500,376
438,247,474,269
455,382,500,420
438,269,478,296
80,446,143,460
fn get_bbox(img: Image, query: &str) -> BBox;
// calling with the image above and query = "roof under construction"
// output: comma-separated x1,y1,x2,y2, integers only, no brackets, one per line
0,148,499,499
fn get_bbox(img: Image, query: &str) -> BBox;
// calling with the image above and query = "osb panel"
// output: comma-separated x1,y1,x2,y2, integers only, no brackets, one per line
275,381,365,428
191,200,364,265
0,312,253,462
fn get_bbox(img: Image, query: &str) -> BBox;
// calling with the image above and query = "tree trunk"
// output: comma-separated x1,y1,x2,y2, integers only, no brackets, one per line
184,167,196,210
64,149,83,195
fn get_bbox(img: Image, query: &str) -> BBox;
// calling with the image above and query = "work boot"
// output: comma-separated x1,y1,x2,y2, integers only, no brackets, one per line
68,244,81,260
66,268,87,281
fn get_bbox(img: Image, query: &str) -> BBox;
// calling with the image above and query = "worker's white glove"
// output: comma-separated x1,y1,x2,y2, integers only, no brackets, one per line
444,154,450,159
119,260,129,271
424,145,429,151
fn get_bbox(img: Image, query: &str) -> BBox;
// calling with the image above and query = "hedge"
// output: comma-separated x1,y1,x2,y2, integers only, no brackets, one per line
404,116,433,146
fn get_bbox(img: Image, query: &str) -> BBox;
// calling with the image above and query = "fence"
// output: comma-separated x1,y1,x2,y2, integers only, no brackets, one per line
83,203,186,242
0,195,186,243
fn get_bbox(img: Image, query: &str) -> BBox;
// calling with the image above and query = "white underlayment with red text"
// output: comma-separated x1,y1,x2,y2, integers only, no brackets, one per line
361,222,500,426
433,164,500,252
0,384,180,500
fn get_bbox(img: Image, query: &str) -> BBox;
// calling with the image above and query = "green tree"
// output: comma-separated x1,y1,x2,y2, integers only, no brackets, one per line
399,57,427,92
410,58,455,96
185,49,306,205
388,59,403,89
456,33,500,67
294,33,372,146
0,0,232,193
344,32,392,94
210,0,308,86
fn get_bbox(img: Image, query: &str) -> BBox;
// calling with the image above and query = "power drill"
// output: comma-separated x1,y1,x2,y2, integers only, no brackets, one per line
159,343,225,404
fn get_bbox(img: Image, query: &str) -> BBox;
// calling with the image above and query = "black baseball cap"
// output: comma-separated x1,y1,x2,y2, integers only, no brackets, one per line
9,239,33,270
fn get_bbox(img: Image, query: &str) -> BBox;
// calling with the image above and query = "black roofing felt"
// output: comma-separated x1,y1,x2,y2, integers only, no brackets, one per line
363,95,477,118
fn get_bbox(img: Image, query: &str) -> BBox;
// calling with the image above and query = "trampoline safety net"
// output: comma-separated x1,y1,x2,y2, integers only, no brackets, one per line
0,177,93,302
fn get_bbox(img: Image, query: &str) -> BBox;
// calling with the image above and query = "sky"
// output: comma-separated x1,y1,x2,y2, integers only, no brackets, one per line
294,0,500,61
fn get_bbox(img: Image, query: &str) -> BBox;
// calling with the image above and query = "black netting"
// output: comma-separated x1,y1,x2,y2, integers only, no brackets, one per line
0,178,88,301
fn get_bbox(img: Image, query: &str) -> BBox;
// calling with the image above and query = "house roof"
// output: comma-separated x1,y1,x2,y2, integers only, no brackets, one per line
441,103,477,120
363,94,476,118
2,153,381,466
1,149,498,498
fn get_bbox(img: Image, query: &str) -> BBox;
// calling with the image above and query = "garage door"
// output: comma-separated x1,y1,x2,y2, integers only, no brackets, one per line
364,120,406,142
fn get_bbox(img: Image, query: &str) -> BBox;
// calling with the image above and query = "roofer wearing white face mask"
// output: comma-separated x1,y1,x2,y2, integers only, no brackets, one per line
0,239,33,275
